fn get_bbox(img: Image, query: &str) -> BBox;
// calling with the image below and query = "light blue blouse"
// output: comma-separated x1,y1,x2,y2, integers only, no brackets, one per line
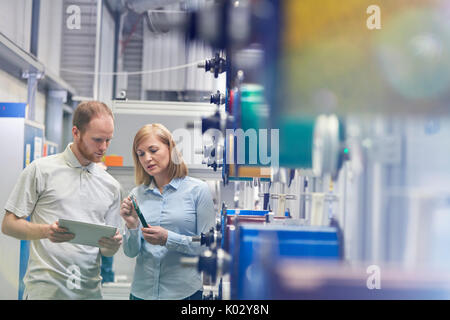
123,176,215,300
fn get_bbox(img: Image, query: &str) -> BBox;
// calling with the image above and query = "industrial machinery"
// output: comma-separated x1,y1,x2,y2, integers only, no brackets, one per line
176,0,450,300
172,0,350,300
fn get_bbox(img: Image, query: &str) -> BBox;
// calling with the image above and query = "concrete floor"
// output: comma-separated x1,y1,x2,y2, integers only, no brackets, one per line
101,248,229,300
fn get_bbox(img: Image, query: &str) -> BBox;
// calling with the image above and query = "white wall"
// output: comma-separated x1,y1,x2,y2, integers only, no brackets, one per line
0,69,46,125
0,0,32,52
0,0,63,76
142,17,214,93
0,118,25,299
98,4,115,105
38,0,63,75
0,0,53,126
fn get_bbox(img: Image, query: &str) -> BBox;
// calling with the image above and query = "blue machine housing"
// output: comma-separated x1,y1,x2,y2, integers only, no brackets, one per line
221,209,295,252
220,209,268,248
225,209,270,216
232,224,341,299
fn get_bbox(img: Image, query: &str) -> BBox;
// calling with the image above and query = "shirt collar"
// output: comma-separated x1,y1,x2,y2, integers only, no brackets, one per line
144,177,183,192
63,143,97,173
145,179,157,191
169,177,183,190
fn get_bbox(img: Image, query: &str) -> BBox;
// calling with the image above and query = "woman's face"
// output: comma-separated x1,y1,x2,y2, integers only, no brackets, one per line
136,133,171,179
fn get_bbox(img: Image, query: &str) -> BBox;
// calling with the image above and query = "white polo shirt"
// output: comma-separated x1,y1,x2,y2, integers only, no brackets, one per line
4,143,122,300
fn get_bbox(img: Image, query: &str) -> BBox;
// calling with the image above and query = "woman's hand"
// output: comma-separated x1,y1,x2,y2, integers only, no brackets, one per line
120,197,140,230
142,226,168,246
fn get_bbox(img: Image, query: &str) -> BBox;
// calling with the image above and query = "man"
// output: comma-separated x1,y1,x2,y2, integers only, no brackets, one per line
1,101,123,300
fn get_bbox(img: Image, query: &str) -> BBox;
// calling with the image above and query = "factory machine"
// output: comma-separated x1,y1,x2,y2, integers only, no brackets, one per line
178,0,450,299
95,0,352,300
101,0,450,300
175,1,349,300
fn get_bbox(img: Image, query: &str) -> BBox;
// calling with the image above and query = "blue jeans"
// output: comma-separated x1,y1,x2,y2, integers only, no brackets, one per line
100,255,114,283
130,291,203,300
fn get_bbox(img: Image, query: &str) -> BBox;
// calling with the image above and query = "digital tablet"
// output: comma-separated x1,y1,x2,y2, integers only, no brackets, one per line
58,218,118,247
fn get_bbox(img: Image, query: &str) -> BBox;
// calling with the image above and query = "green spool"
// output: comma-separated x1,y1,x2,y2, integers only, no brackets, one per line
237,84,315,169
235,84,273,167
239,84,316,169
278,116,315,168
240,84,268,131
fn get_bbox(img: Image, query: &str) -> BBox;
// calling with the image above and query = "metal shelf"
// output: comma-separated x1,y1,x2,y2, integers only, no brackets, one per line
107,164,222,181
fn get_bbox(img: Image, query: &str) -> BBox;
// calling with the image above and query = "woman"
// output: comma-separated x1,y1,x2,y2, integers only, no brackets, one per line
120,123,215,300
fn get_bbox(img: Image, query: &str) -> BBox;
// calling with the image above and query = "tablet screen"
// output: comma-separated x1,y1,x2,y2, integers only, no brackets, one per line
58,218,117,247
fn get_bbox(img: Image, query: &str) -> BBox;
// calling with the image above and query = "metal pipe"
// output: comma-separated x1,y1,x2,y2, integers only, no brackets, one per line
30,0,40,57
112,9,121,99
93,0,103,100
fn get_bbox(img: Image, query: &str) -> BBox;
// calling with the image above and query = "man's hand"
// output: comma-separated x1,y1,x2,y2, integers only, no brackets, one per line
46,221,75,243
142,226,168,246
99,230,123,256
1,211,74,241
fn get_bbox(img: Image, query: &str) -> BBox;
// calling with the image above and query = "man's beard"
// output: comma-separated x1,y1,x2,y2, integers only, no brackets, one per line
78,135,100,163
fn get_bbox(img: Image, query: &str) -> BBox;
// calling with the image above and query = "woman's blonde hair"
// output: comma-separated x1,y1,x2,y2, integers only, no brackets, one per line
132,123,188,186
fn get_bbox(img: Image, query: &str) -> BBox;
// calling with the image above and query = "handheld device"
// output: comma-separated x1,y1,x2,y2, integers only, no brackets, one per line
58,219,117,247
131,195,149,228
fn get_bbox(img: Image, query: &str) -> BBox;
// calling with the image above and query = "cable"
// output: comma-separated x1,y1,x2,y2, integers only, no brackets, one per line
59,59,204,76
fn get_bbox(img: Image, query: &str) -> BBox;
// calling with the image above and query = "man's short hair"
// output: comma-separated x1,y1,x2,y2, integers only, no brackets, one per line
72,101,114,133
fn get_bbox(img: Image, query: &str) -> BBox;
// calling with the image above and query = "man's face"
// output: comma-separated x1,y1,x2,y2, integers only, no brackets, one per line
74,115,114,163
